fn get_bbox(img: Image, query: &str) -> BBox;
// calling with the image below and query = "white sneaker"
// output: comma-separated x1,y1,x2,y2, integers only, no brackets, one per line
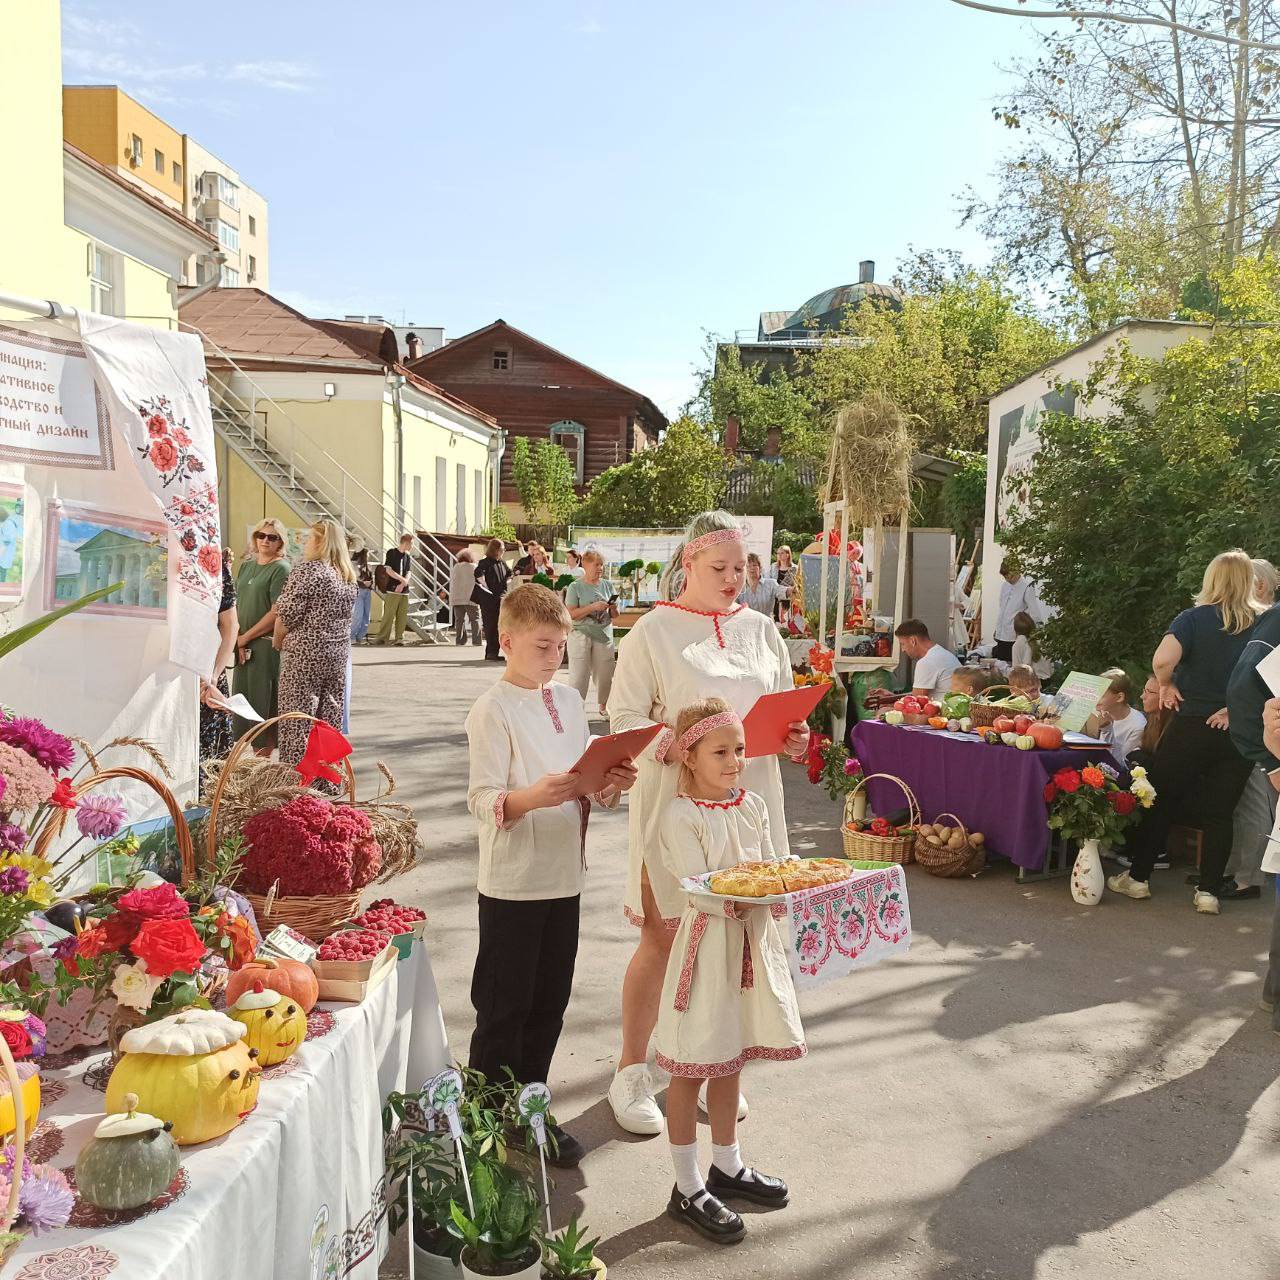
1193,890,1220,915
608,1064,664,1136
1107,871,1151,900
697,1081,749,1121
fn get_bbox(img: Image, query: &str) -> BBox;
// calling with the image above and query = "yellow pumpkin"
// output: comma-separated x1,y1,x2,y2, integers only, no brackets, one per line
0,1065,40,1139
227,982,306,1067
104,1010,261,1146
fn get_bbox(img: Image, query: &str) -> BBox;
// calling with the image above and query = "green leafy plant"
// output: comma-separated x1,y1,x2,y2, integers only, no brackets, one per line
1044,763,1154,844
540,1215,602,1279
0,581,124,659
482,507,519,545
511,437,580,528
448,1160,541,1275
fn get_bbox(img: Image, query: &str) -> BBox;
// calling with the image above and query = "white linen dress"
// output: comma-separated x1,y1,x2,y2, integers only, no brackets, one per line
609,602,794,928
653,790,805,1078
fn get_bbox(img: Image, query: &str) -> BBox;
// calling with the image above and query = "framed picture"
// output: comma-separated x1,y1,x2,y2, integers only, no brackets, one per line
44,502,167,618
0,483,24,598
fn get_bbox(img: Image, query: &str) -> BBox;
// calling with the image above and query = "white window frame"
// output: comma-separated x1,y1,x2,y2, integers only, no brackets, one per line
219,265,240,287
154,148,165,174
548,420,585,484
88,241,123,317
212,220,239,251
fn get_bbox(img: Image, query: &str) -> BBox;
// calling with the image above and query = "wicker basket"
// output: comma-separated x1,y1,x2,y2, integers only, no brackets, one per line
968,684,1012,728
841,773,919,864
0,1029,26,1240
913,812,986,878
211,713,363,942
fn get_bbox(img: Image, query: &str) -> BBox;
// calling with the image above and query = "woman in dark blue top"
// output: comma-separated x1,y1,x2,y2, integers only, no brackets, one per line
1109,550,1263,912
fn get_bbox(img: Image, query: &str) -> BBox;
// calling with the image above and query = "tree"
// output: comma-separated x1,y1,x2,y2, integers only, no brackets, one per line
509,437,579,528
574,416,727,528
1001,253,1280,671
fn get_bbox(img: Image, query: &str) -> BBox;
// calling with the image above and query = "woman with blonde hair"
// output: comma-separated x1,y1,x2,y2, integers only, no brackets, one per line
1109,549,1262,913
606,510,809,1135
272,519,357,770
232,517,291,749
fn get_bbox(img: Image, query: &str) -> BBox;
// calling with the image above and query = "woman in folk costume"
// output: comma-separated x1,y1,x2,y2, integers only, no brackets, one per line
656,697,803,1244
607,510,809,1136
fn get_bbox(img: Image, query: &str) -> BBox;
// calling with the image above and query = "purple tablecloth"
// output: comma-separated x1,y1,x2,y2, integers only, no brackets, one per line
849,720,1116,871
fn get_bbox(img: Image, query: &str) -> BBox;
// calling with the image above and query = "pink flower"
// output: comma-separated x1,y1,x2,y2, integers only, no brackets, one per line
0,718,74,774
197,544,223,577
149,438,179,472
147,415,168,438
172,428,191,447
0,743,55,812
117,881,189,920
844,758,861,776
881,898,903,927
75,793,127,841
798,929,822,960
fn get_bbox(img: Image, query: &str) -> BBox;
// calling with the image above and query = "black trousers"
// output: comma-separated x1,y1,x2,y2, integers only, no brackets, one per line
479,598,502,659
1127,715,1253,889
993,639,1015,663
469,893,580,1088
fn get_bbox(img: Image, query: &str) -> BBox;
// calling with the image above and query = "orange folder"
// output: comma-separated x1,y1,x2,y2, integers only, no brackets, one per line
742,684,830,758
570,723,664,797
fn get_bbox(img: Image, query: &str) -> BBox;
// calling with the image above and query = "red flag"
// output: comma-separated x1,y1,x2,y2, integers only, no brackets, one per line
295,721,352,786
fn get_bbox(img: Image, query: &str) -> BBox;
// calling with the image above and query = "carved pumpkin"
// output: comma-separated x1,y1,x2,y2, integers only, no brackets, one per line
0,1062,40,1139
104,1010,262,1146
75,1091,181,1210
228,982,306,1066
224,955,318,1014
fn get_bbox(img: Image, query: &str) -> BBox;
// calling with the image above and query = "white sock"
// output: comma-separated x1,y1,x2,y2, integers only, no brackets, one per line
670,1142,705,1198
712,1141,745,1178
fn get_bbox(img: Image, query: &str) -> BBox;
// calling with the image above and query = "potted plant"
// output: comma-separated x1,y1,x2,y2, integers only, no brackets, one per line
540,1216,606,1279
448,1160,542,1279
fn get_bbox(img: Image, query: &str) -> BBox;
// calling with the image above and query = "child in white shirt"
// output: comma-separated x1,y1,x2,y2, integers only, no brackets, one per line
465,584,636,1167
1090,667,1147,767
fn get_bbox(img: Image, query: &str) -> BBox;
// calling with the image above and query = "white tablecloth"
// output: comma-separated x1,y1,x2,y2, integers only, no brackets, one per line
3,940,450,1280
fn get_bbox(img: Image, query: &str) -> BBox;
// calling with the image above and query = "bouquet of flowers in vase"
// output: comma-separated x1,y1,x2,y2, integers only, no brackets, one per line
805,732,864,804
1043,762,1154,843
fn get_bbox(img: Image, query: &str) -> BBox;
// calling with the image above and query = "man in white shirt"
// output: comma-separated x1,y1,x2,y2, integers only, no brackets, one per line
894,619,961,703
994,557,1045,663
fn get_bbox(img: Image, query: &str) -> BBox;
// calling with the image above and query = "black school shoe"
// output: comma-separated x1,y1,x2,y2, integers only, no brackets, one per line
667,1186,745,1244
707,1164,790,1207
546,1124,584,1169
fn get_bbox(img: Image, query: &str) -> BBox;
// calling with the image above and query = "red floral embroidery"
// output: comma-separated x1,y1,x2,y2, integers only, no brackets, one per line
656,1044,806,1080
134,395,205,488
540,687,564,734
14,1244,119,1278
652,599,745,648
623,903,679,933
161,480,221,607
741,932,754,991
684,789,746,811
493,792,513,829
654,727,676,765
306,1008,337,1039
674,911,709,1012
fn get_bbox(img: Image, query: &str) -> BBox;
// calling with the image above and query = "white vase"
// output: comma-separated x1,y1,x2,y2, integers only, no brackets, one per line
413,1242,461,1279
460,1247,541,1280
1070,838,1104,906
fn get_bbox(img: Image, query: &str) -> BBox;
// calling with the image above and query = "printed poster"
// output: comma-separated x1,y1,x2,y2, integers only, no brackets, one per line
1053,670,1112,733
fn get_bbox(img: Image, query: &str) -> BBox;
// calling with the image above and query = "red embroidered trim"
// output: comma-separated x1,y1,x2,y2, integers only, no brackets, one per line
652,599,745,649
741,932,754,991
654,727,676,765
541,686,564,734
577,796,590,868
623,904,680,933
655,1044,807,1080
674,911,709,1011
681,789,746,811
493,792,511,829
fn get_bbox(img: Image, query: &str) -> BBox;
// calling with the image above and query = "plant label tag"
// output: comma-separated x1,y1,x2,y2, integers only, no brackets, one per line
426,1068,465,1140
517,1082,551,1148
258,925,317,965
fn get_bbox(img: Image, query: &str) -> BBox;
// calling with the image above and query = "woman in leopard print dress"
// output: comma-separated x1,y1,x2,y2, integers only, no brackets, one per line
273,519,357,769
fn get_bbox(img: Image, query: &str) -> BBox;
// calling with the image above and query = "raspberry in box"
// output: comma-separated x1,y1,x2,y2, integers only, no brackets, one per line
312,940,397,1001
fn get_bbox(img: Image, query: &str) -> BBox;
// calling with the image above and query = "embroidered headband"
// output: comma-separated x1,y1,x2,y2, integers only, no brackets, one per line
681,527,743,569
676,710,742,754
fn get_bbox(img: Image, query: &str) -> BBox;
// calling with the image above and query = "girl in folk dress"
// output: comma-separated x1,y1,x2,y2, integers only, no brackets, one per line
656,697,803,1245
273,519,357,769
607,510,809,1136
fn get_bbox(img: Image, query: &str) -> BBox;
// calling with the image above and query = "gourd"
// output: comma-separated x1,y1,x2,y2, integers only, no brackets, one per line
225,955,319,1014
104,1010,261,1146
75,1092,181,1210
0,1062,40,1139
1028,722,1064,750
1000,731,1018,747
227,981,306,1066
1014,735,1036,751
883,710,905,725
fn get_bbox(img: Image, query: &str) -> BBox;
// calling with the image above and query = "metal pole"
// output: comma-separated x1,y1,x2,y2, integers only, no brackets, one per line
0,290,74,320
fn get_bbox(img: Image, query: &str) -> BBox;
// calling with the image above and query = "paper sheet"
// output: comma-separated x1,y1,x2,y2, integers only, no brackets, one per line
206,690,263,722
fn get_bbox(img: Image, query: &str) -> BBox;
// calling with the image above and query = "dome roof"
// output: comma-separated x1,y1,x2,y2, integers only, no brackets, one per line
783,280,903,331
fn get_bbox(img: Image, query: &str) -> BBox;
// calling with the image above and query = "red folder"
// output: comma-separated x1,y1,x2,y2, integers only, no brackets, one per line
742,684,830,758
570,723,664,797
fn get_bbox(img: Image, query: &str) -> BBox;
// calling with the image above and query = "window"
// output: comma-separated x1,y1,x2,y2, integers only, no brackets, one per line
548,420,586,484
247,254,257,280
201,173,239,207
247,214,256,236
456,463,466,533
172,160,182,185
128,134,142,166
474,470,484,533
154,148,165,173
209,220,239,251
88,244,121,316
435,458,447,528
412,476,422,528
219,265,240,287
492,348,509,371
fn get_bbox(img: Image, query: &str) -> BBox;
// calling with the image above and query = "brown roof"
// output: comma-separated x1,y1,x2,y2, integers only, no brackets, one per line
63,142,217,248
179,287,498,427
317,318,400,365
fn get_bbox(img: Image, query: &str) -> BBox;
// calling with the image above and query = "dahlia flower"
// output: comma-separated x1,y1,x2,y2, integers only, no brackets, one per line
19,1164,74,1234
0,717,74,775
0,824,26,853
75,793,128,841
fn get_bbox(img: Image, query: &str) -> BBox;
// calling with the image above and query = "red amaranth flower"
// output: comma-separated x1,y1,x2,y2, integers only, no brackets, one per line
241,794,382,896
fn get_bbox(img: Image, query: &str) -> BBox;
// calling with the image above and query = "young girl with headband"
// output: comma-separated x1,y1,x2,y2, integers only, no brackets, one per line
655,695,803,1244
607,510,809,1136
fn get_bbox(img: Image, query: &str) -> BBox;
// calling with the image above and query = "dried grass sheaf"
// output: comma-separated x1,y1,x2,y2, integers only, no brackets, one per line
201,755,422,883
821,393,919,526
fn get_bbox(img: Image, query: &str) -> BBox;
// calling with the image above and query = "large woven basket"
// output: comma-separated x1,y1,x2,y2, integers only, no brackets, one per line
913,811,986,878
0,1032,26,1246
968,684,1012,728
842,773,919,864
211,712,362,942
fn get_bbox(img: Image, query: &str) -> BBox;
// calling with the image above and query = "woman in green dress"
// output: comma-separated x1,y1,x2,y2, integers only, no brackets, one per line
232,517,291,751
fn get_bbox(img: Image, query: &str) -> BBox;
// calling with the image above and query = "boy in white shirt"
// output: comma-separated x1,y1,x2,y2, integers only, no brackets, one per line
1089,667,1147,767
465,584,637,1168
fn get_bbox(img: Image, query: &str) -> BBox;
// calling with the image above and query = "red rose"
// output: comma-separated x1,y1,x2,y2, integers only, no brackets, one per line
101,910,143,950
172,428,191,447
117,882,189,920
1113,792,1137,815
129,918,206,979
48,777,77,810
147,414,168,438
0,1021,32,1060
75,924,112,958
1043,782,1059,803
197,544,223,577
149,438,179,472
1052,768,1081,793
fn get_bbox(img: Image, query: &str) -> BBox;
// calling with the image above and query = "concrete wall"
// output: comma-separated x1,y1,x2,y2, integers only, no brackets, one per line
181,137,269,288
63,86,185,209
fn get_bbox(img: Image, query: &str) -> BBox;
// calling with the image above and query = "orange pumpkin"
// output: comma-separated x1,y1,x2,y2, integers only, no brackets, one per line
224,956,319,1015
927,717,948,729
1028,722,1064,751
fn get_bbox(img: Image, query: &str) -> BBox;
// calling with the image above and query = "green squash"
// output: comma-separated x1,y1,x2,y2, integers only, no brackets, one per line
75,1092,181,1210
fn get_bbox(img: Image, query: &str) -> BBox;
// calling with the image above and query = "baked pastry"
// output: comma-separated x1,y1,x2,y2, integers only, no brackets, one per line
708,862,787,897
779,861,852,893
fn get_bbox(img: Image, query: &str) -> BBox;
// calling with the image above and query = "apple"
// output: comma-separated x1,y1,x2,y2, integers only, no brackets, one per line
1013,714,1033,735
992,715,1016,735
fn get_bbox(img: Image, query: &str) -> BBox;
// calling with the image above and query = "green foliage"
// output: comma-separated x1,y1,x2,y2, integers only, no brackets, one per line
773,528,812,553
448,1161,541,1270
698,342,824,458
575,416,726,528
540,1215,602,1279
481,507,518,544
0,581,124,659
1046,770,1144,845
1002,254,1280,672
510,437,580,527
724,459,824,533
940,451,987,541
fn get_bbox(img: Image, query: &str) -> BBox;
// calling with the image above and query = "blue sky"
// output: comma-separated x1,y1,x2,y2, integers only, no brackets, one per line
61,1,1045,417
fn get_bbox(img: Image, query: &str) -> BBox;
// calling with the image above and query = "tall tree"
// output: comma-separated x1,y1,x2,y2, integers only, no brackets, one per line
509,437,580,528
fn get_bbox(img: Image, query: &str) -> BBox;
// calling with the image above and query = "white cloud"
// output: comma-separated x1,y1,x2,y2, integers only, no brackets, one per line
228,61,319,92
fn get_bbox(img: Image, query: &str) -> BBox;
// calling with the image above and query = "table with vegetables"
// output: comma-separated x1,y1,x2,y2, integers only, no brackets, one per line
850,690,1116,875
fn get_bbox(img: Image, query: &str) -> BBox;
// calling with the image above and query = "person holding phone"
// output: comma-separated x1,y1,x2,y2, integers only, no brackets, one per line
564,549,618,715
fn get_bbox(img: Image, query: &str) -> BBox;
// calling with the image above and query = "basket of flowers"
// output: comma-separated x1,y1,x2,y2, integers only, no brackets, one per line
841,773,920,863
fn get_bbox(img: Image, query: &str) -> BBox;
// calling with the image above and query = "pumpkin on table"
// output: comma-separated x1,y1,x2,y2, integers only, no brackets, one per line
76,1091,181,1210
0,1061,40,1139
227,981,306,1067
224,955,318,1014
104,1009,262,1146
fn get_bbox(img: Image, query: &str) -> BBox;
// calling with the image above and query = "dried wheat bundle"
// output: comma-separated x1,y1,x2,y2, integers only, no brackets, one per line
822,394,919,526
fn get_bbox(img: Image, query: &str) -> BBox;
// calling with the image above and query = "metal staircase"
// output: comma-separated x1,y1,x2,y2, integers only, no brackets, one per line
202,364,459,645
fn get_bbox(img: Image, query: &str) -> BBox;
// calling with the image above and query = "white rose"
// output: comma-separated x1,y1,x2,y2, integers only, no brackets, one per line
111,960,161,1012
